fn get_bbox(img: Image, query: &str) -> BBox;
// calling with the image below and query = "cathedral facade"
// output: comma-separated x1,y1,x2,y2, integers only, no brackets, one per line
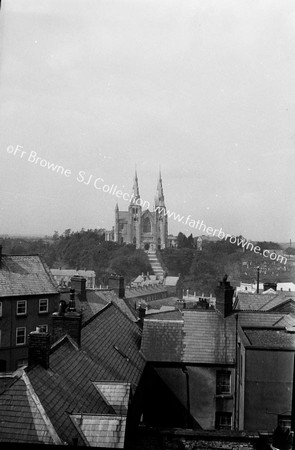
113,171,168,250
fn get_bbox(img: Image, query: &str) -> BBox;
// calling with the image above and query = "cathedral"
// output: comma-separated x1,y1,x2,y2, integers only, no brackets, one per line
112,171,168,250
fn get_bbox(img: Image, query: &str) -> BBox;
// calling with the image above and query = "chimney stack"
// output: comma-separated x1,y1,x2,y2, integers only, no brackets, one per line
28,328,51,369
137,302,147,329
263,282,277,292
108,274,125,298
70,275,86,302
52,299,82,347
214,274,234,318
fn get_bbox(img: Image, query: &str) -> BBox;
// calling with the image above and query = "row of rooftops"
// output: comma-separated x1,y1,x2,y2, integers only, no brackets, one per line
0,249,295,444
0,300,145,446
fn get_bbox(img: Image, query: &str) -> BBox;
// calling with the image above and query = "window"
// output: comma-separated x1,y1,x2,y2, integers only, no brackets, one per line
38,324,48,333
16,327,26,345
216,370,231,395
215,412,232,430
39,298,48,314
0,302,2,317
143,217,151,233
16,300,27,316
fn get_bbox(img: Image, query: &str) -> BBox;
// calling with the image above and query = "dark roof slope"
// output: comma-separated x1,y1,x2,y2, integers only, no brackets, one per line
0,255,58,297
244,329,295,349
82,304,145,387
238,312,294,328
235,292,295,312
0,374,59,444
27,338,112,445
0,303,146,446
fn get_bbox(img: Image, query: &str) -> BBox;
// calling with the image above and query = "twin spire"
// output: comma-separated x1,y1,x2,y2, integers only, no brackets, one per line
129,169,165,208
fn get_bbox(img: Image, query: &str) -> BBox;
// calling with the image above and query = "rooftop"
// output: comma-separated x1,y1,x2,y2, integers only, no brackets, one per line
235,291,295,312
0,303,146,446
141,309,236,364
0,255,58,297
243,328,295,349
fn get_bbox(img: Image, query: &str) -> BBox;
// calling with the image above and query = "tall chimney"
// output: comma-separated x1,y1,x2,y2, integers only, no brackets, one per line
256,267,260,294
70,275,86,302
0,244,2,269
52,300,82,347
28,328,51,369
108,275,125,298
214,275,234,318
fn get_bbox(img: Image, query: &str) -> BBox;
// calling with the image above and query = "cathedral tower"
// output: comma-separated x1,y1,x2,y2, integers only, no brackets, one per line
127,170,142,248
154,170,168,249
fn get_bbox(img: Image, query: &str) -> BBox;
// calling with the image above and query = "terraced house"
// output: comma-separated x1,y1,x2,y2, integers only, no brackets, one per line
0,247,60,371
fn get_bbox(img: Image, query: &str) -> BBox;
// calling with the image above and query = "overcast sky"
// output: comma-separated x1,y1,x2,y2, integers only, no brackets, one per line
0,0,294,242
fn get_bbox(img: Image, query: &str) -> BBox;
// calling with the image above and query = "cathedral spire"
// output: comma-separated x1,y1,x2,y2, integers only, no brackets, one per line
130,169,140,205
155,169,165,207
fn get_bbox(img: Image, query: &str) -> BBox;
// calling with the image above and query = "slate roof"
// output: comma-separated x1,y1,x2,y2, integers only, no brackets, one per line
51,268,95,277
95,290,137,322
141,309,237,364
164,276,179,286
0,372,61,444
124,286,167,299
144,310,182,320
81,304,145,386
146,296,179,310
71,414,127,448
244,329,295,349
94,382,131,415
0,255,58,297
0,303,146,446
141,319,184,362
238,312,295,328
142,309,295,365
235,292,295,312
183,310,236,364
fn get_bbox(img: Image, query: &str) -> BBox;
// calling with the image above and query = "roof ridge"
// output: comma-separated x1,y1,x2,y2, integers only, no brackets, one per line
81,302,113,328
50,334,79,353
22,371,63,445
38,254,59,291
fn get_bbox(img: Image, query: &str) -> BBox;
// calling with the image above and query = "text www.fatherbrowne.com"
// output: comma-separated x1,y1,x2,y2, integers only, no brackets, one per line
154,206,287,265
6,145,287,265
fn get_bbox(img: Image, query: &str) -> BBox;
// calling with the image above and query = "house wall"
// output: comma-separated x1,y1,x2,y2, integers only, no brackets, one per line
155,365,235,430
244,349,293,431
0,293,59,371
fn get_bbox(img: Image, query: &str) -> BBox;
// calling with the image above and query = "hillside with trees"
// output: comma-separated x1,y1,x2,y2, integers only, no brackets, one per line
1,229,151,285
1,230,293,294
161,233,293,296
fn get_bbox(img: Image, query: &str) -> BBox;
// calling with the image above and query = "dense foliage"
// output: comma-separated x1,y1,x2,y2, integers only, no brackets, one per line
1,229,151,285
1,230,292,294
161,234,292,296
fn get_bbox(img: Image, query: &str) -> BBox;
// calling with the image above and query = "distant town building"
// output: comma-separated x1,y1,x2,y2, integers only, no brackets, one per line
51,268,96,289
